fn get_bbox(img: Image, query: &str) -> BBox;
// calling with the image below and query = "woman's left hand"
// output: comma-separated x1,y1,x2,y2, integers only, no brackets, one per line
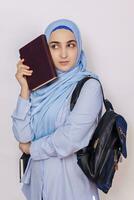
19,142,31,154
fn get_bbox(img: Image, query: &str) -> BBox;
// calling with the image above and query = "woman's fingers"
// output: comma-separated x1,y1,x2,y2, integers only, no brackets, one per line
17,58,24,67
18,64,30,69
17,63,30,70
15,69,33,79
17,67,31,74
17,59,30,70
17,68,33,73
16,59,33,83
16,71,33,77
22,70,33,76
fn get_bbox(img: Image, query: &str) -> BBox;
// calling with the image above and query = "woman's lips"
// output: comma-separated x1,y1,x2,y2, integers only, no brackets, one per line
59,61,69,66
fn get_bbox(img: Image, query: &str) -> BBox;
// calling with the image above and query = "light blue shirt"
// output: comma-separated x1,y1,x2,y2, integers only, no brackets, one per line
11,79,103,200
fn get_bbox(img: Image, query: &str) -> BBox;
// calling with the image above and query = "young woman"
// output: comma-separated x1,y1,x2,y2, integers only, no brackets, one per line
12,19,103,200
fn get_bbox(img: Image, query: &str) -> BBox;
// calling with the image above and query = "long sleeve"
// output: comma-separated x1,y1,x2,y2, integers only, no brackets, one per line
11,96,34,142
30,79,103,160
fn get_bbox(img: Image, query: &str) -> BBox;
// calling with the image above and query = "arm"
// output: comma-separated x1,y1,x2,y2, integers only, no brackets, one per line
11,95,34,143
30,79,103,160
11,58,34,142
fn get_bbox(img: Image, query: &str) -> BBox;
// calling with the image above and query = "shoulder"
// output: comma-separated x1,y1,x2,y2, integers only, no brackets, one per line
79,77,102,96
70,77,103,114
73,77,103,108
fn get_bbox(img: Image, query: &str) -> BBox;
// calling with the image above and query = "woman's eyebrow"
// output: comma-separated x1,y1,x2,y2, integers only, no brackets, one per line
49,40,77,44
67,40,77,43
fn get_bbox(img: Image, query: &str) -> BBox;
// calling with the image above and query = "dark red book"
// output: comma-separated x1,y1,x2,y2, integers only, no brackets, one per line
19,34,57,91
19,153,30,182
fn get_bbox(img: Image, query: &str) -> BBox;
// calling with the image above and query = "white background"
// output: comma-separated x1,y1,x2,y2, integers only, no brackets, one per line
0,0,133,199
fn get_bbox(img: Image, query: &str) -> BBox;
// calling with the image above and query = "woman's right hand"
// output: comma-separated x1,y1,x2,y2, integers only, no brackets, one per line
16,58,33,99
15,58,33,90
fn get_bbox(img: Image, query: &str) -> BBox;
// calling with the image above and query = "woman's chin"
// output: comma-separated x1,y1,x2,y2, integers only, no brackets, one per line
56,64,74,72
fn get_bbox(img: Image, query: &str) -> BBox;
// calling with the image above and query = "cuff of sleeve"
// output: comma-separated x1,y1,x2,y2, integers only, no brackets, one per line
11,95,31,120
30,136,56,160
30,140,40,160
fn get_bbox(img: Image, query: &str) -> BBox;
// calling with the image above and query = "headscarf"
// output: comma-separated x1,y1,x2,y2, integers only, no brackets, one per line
30,19,98,140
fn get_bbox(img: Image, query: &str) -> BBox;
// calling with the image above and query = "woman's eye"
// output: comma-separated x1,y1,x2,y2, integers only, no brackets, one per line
68,43,76,48
50,44,58,49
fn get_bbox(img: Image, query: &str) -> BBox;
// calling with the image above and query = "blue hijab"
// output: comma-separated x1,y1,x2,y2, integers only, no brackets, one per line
30,19,98,140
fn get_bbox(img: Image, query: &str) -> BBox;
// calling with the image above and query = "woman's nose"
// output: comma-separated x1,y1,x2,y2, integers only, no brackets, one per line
60,47,68,58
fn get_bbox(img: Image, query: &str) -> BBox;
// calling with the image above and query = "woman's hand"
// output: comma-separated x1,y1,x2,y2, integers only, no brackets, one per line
19,142,31,154
15,58,33,99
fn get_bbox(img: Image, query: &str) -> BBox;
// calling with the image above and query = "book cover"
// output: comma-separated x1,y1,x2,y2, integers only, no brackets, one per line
19,153,30,182
19,34,57,91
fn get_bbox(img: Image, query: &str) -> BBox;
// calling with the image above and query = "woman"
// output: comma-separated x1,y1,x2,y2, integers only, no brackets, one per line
12,19,103,200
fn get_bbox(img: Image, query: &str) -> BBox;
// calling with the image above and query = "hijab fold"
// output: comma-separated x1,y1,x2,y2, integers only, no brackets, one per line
30,19,98,140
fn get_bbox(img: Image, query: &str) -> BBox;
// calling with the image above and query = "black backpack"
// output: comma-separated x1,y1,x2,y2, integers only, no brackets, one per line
70,76,127,193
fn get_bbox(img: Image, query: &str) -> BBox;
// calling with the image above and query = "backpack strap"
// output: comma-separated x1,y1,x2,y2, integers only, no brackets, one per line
70,76,113,111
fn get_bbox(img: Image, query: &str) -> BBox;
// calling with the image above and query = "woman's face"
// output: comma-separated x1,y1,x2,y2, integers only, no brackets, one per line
48,29,78,71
